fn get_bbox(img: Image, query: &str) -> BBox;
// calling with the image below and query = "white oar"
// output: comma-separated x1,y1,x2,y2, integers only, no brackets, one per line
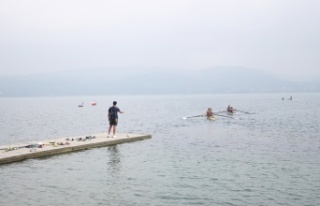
182,114,204,120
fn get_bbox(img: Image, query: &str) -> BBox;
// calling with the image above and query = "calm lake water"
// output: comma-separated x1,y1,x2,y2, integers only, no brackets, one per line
1,93,320,206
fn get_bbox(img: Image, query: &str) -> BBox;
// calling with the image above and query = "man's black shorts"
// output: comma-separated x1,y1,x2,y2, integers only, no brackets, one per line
109,118,118,126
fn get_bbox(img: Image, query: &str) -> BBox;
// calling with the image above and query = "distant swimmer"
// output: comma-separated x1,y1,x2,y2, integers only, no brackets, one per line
289,96,292,100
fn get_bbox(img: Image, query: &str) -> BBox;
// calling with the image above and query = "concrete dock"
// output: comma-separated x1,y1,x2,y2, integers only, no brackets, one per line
0,133,151,164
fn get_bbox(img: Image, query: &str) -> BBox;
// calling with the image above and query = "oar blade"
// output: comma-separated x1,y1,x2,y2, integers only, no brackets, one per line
182,114,204,120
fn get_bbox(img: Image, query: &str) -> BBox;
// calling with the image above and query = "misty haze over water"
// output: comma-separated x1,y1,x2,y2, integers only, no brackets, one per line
1,67,319,97
1,1,320,205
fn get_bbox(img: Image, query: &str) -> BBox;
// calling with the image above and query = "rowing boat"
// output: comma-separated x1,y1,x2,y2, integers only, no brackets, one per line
207,116,215,121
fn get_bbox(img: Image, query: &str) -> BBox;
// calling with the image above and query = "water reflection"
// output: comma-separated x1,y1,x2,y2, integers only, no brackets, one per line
104,145,123,204
106,145,121,176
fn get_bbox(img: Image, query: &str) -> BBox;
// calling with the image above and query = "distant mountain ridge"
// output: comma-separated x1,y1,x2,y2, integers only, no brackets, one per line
0,67,319,96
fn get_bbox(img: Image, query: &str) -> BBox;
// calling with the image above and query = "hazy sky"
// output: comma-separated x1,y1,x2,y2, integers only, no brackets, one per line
0,0,319,80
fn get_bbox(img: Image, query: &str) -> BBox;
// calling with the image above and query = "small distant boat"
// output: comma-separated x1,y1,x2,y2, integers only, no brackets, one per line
207,116,215,121
91,102,97,106
78,102,84,107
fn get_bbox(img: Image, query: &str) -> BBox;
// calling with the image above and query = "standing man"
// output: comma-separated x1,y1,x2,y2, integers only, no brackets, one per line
108,101,124,138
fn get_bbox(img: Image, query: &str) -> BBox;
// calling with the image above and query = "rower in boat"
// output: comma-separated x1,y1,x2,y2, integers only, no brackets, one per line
227,105,234,113
206,108,215,120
